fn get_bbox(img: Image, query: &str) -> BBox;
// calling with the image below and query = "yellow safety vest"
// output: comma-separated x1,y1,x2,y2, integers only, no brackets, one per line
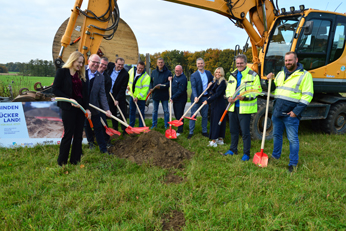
273,69,314,105
128,67,151,100
225,67,262,114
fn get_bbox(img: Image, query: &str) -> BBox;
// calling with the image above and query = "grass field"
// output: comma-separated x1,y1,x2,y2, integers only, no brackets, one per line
1,118,345,230
0,75,54,98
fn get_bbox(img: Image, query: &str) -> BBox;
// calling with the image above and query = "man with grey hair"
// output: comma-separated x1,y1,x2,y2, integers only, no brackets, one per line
85,54,112,154
223,54,262,161
187,58,213,139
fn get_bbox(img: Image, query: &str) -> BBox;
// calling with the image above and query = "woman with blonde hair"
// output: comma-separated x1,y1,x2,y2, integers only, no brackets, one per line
52,51,91,166
203,67,227,147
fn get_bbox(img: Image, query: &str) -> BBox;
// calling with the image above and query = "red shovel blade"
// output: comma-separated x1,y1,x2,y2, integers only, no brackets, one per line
253,149,268,168
131,127,150,133
184,116,196,121
125,127,137,135
168,119,183,127
107,127,121,136
165,126,177,139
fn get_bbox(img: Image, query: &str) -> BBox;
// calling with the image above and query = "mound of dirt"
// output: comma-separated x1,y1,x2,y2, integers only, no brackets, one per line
109,131,193,169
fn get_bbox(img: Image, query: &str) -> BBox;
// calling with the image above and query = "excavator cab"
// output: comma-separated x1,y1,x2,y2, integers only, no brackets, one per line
263,10,346,93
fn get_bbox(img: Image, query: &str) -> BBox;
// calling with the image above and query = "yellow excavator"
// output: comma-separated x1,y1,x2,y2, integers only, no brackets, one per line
56,0,346,139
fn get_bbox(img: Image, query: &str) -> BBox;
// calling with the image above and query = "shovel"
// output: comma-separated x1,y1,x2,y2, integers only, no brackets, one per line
168,85,211,127
109,92,127,123
218,88,262,125
185,102,206,121
89,103,147,135
127,90,150,132
253,78,271,167
100,117,121,136
53,97,93,128
165,79,177,139
145,84,165,104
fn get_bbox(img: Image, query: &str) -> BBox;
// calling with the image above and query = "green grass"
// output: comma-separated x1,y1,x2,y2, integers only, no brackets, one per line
1,118,346,230
0,75,54,98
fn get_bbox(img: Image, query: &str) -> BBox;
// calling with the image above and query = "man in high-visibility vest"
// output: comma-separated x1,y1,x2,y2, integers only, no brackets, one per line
127,61,151,127
223,54,262,161
267,51,314,172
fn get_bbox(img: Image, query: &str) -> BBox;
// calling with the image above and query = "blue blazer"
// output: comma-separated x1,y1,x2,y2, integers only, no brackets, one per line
190,70,213,102
86,70,109,115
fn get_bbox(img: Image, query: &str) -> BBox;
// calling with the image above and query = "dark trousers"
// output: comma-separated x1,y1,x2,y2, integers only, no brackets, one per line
109,99,127,133
85,113,107,153
58,107,85,165
228,107,251,156
173,101,186,133
129,97,146,127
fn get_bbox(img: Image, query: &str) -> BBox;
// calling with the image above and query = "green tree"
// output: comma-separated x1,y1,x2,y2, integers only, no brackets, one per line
0,65,8,73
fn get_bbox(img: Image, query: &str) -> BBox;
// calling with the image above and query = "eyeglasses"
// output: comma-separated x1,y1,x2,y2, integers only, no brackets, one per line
90,60,100,64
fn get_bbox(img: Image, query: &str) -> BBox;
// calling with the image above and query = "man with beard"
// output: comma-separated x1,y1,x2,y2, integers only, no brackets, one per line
266,51,314,172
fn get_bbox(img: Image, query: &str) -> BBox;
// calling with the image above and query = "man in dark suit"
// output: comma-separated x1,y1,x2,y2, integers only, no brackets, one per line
188,58,213,139
84,54,112,154
98,57,112,145
106,57,129,135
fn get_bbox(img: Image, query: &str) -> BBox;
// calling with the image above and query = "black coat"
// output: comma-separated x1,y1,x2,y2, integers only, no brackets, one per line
52,68,89,110
106,63,129,103
150,65,172,101
171,73,187,103
207,79,227,140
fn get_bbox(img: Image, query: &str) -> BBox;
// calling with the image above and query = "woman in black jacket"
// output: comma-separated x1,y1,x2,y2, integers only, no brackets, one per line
203,67,227,147
52,51,91,166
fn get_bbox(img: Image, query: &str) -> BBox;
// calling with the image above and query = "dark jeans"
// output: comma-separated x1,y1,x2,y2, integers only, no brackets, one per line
173,101,186,133
85,113,108,153
58,107,85,165
129,97,146,127
272,115,300,166
109,99,127,133
228,107,251,156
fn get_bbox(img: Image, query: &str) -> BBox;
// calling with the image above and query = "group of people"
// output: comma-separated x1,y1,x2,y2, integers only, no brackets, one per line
53,50,313,172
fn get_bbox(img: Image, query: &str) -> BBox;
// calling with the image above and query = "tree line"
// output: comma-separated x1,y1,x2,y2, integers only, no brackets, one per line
0,59,56,77
141,48,253,79
1,48,253,78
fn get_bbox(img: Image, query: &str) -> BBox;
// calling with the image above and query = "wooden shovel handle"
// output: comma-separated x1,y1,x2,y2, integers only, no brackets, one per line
260,78,272,150
193,103,206,117
180,85,211,120
109,92,127,123
89,103,129,128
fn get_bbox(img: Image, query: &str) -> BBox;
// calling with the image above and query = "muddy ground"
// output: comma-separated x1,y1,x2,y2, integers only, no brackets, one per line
109,130,193,169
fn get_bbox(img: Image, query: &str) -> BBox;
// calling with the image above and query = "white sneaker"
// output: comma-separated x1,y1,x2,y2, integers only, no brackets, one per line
176,133,181,137
216,138,224,145
208,141,217,147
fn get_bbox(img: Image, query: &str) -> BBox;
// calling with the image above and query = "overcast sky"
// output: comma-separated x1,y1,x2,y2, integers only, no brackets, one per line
0,0,345,63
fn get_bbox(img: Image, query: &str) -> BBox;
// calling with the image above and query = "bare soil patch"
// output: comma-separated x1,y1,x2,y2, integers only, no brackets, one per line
108,131,193,169
164,172,184,184
162,210,186,231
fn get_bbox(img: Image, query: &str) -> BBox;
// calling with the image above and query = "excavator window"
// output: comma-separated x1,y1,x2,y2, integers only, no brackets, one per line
329,16,346,63
263,16,301,75
297,19,331,70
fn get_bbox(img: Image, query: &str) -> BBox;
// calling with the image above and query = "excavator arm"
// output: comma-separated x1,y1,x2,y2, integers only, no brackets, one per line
57,0,277,73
